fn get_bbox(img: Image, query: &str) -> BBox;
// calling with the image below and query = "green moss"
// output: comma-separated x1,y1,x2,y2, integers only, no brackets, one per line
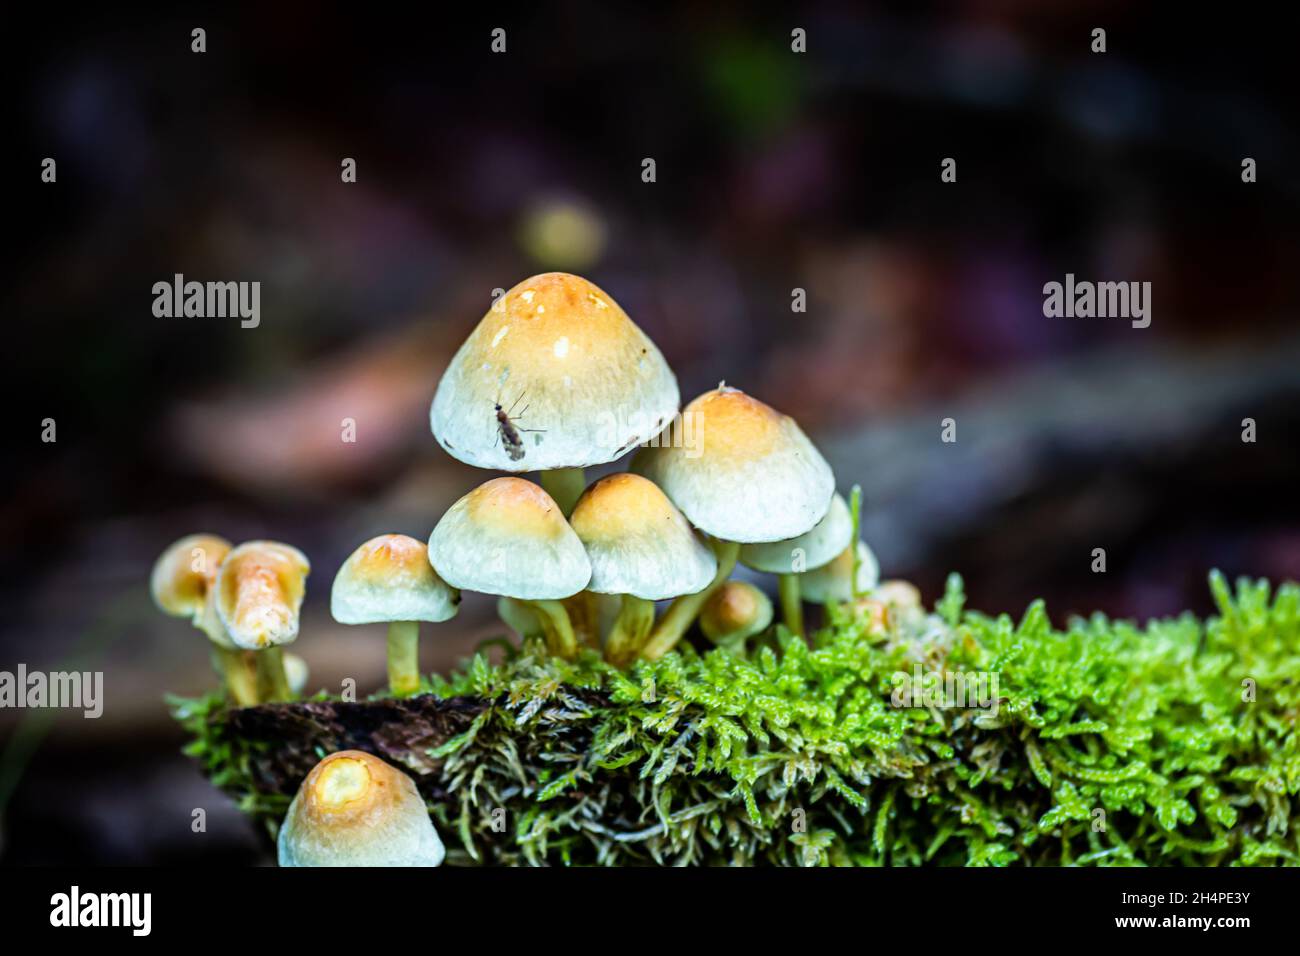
173,571,1300,865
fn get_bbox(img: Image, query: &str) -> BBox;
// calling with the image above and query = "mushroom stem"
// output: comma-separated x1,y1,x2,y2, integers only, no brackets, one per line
211,646,260,707
524,599,579,659
777,573,805,638
539,467,585,518
255,646,294,702
604,595,656,666
386,620,421,696
640,539,740,661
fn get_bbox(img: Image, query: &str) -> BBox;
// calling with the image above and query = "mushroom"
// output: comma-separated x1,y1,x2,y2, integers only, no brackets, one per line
799,541,881,605
740,493,854,637
277,750,444,867
149,533,259,705
331,534,460,696
429,272,679,516
283,652,311,697
568,474,716,665
214,540,310,702
496,596,544,641
428,477,591,659
633,385,835,659
700,581,773,655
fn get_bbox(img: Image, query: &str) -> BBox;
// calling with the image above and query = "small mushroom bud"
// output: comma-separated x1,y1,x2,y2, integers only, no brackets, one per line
215,540,310,701
700,581,772,654
278,750,444,867
283,652,310,697
331,534,460,696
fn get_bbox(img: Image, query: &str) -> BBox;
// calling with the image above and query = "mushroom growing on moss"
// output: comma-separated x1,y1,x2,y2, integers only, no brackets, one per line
429,272,679,516
331,534,460,696
700,580,773,655
740,492,853,637
149,533,258,705
569,473,716,665
633,384,835,659
278,750,444,867
214,540,310,702
428,477,590,659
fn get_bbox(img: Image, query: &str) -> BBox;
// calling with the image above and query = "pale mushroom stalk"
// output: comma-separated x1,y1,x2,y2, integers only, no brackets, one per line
640,539,739,661
521,599,579,659
540,467,586,518
603,595,656,666
385,621,421,695
211,646,259,706
256,646,294,702
777,574,805,637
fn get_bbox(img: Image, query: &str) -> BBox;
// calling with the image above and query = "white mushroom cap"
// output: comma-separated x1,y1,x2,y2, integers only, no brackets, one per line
569,474,716,600
740,493,853,574
633,385,834,543
428,477,591,600
430,272,679,472
150,533,232,623
800,541,881,605
700,581,773,644
283,652,310,696
277,750,444,867
331,534,460,625
214,541,311,650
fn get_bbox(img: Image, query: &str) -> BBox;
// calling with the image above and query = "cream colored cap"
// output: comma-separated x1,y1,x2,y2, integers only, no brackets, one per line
150,533,232,621
569,473,716,600
277,750,444,867
633,385,834,543
740,493,853,574
331,534,460,625
428,477,591,600
800,541,880,605
214,541,310,650
430,272,679,472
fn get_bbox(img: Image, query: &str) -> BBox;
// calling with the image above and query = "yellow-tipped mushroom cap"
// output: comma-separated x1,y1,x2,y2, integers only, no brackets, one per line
569,474,716,600
741,493,853,574
277,750,444,867
331,534,460,625
428,477,591,600
633,385,834,543
430,272,679,472
214,541,310,650
150,533,232,620
700,581,773,644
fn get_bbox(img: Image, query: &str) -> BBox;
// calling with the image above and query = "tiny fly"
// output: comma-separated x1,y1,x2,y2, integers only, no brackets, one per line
494,390,545,461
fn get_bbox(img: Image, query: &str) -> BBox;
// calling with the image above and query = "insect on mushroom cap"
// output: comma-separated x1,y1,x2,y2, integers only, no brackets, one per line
277,750,445,867
214,540,310,650
633,385,835,544
569,473,717,600
428,477,591,601
430,272,680,473
331,533,460,625
150,533,233,620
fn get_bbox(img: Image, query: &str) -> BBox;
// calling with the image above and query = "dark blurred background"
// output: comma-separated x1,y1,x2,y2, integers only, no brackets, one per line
2,2,1297,864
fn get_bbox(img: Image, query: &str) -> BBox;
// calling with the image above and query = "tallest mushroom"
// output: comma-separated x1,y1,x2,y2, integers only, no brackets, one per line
430,272,679,515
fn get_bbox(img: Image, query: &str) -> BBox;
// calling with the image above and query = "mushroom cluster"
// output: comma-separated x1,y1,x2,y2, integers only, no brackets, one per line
418,271,891,664
151,272,901,706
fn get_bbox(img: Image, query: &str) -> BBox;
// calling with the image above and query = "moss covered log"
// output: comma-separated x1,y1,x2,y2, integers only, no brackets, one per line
173,572,1300,866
